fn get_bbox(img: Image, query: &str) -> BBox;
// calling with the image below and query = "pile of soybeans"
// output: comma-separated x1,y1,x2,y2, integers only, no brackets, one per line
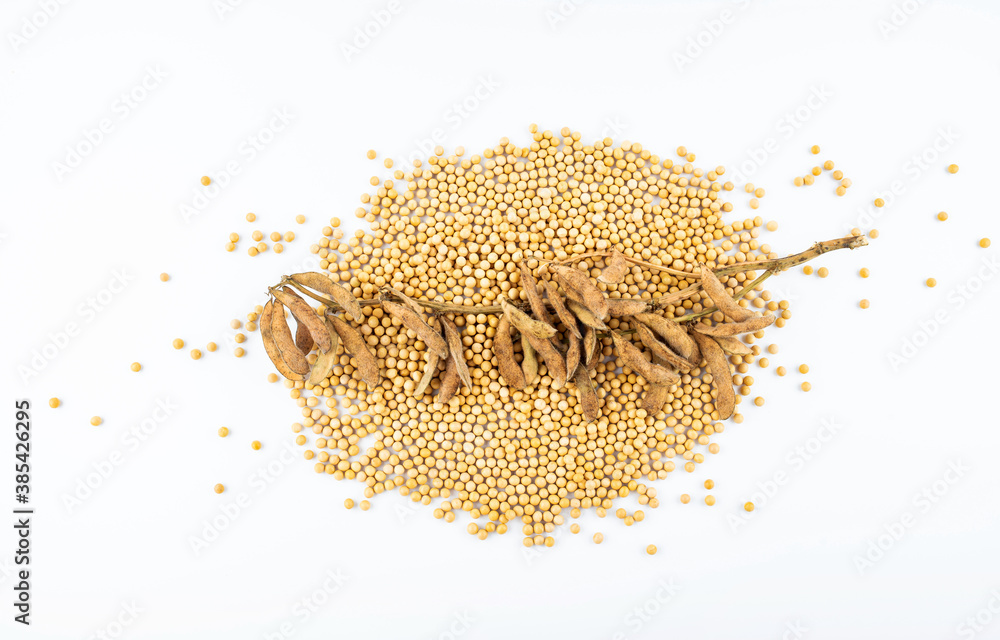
258,126,867,547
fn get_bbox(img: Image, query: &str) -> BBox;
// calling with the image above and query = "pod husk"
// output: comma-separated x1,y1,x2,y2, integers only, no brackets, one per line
382,300,449,358
270,286,333,353
552,264,609,320
295,320,314,354
583,325,599,369
500,297,557,340
384,286,427,318
520,334,539,386
598,250,628,285
493,316,526,390
574,367,600,423
414,317,443,396
525,332,567,389
565,332,581,379
329,314,380,387
566,299,608,331
518,262,553,327
693,313,776,337
635,323,694,372
289,272,364,323
699,265,753,322
631,312,696,359
440,316,472,391
610,331,679,386
260,299,305,381
270,299,311,376
713,335,752,356
307,317,340,386
541,279,581,339
437,354,460,403
691,331,735,419
607,298,649,317
641,378,670,416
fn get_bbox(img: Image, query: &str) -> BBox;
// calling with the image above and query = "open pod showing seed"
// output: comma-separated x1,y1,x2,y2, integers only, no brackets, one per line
500,297,557,340
269,286,332,353
440,316,472,391
631,312,696,359
307,316,340,386
551,264,609,320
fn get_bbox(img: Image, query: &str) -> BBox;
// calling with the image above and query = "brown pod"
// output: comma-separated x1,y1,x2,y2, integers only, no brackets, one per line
500,297,557,340
295,320,314,354
699,265,753,322
518,262,553,326
382,300,449,358
521,334,539,386
329,314,380,387
691,331,736,419
635,323,694,372
713,335,752,356
685,326,703,368
289,272,364,323
641,383,670,416
541,279,581,339
583,326,599,369
693,313,776,337
610,331,679,386
551,264,609,320
270,300,311,376
525,332,567,389
270,286,333,353
493,316,526,390
384,286,427,318
440,316,472,391
598,249,628,284
414,317,443,396
565,332,581,379
574,367,600,423
307,316,340,386
607,298,649,317
566,299,608,331
437,354,460,403
260,300,304,381
631,313,696,359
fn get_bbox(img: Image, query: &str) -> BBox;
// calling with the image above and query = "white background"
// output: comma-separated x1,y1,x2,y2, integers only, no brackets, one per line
2,1,1000,638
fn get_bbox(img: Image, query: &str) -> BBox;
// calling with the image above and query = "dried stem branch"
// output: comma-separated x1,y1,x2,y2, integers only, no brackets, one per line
278,235,867,317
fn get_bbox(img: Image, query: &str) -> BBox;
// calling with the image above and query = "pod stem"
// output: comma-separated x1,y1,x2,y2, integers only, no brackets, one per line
275,234,867,316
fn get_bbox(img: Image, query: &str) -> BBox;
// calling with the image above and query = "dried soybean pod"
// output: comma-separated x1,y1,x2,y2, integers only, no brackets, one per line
552,265,609,320
518,262,553,326
565,332,581,379
574,367,600,423
500,297,557,340
641,382,670,416
384,286,427,318
437,355,460,403
289,272,364,323
631,313,696,359
541,280,581,339
521,334,539,386
493,316,525,390
685,327,703,368
260,300,304,381
693,314,776,337
270,300,311,376
583,325,599,368
598,250,628,284
270,287,332,353
329,314,380,387
440,316,472,391
700,264,753,322
635,323,693,372
713,335,752,356
610,331,678,386
307,317,340,386
525,332,567,389
414,317,443,396
566,299,608,331
607,298,648,317
295,320,314,354
382,300,448,358
691,331,735,419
